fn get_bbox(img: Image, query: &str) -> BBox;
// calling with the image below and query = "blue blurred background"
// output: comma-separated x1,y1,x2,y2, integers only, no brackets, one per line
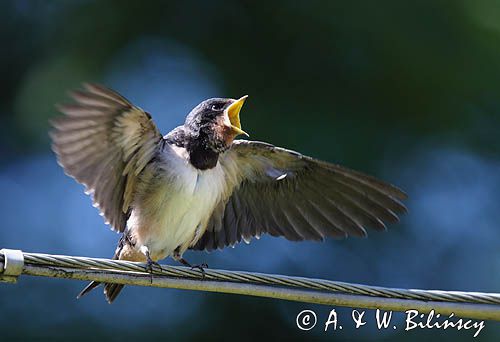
0,1,499,340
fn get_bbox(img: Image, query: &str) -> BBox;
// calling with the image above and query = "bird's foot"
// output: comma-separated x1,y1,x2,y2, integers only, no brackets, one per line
190,263,208,278
142,248,162,284
177,258,208,279
146,258,162,274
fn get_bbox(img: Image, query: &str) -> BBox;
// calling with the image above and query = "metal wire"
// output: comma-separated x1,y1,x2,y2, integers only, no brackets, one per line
2,250,499,304
1,250,499,321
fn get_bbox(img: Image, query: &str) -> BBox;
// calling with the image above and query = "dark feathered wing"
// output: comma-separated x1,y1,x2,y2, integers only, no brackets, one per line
191,140,407,251
51,84,162,232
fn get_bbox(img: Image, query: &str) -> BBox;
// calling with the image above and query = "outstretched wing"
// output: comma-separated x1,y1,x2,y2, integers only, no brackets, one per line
192,140,407,251
51,84,163,232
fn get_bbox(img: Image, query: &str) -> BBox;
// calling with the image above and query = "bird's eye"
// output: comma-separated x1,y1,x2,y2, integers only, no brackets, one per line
211,104,224,111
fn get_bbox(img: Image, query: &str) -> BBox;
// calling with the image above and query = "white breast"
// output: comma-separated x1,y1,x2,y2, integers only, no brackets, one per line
128,144,228,261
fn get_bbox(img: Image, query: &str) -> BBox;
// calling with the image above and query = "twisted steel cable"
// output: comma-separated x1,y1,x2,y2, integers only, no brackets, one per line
1,250,499,321
1,250,498,304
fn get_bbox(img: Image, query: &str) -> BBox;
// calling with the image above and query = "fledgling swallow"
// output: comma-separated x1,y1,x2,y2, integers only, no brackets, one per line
50,84,407,303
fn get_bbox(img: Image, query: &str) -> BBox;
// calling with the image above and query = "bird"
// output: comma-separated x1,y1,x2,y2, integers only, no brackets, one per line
50,83,408,303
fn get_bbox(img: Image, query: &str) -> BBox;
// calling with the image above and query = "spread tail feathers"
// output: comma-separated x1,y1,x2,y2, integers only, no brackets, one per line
104,283,125,303
77,281,124,304
77,281,101,299
77,235,128,303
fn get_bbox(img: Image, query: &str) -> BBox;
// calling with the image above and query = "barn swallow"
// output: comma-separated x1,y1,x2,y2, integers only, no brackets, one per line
51,84,407,303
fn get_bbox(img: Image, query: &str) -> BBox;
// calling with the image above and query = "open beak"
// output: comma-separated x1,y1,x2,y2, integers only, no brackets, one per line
227,95,249,137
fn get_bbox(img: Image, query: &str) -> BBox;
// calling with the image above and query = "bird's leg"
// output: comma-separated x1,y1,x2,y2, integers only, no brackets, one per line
173,249,208,278
140,246,161,283
193,263,209,278
182,259,208,278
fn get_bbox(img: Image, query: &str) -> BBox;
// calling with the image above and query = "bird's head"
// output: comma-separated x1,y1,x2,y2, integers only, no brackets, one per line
184,96,248,152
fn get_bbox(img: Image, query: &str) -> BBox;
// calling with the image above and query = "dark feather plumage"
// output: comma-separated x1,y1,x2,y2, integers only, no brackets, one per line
191,140,407,251
51,83,162,232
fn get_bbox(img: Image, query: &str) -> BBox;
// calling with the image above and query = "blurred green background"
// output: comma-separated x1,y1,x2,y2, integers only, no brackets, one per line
0,1,499,340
